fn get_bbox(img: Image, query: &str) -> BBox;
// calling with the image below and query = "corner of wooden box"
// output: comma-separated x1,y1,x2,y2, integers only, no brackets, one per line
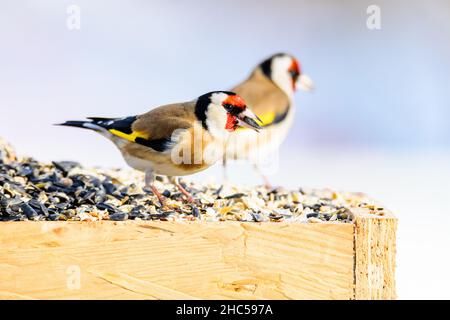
352,207,397,300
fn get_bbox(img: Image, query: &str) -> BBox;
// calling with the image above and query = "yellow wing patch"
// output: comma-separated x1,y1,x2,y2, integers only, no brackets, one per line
109,129,148,142
258,111,276,126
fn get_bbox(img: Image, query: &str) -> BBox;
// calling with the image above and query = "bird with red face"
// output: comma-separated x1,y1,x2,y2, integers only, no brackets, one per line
58,91,260,205
224,53,314,186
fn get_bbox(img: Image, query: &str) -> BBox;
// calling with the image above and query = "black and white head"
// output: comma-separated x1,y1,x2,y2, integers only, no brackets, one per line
259,53,314,97
195,91,261,139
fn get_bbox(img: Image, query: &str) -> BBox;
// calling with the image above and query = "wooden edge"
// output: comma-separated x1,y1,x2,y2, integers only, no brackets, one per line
351,207,397,300
1,220,355,300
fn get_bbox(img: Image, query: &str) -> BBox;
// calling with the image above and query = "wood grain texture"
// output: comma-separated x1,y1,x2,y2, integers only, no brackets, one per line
0,221,355,300
353,208,397,299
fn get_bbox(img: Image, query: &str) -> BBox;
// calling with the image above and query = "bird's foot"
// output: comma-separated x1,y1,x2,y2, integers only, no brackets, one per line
147,185,169,208
263,183,273,190
175,181,197,204
262,177,273,190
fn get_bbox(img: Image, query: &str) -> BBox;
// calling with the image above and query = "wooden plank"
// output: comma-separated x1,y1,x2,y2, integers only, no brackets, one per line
353,208,397,299
0,221,355,300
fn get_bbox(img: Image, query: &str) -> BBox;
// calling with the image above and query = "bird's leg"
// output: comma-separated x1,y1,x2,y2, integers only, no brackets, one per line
222,153,229,185
253,163,272,189
145,169,166,206
171,177,194,203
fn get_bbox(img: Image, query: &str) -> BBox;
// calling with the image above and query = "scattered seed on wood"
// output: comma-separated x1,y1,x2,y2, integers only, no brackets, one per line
0,140,379,223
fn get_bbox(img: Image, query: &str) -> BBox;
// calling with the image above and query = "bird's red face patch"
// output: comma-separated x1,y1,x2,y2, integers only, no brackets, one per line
222,94,247,131
288,59,301,91
225,114,238,132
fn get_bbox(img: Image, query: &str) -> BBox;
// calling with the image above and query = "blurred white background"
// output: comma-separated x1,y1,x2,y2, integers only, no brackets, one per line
1,0,449,299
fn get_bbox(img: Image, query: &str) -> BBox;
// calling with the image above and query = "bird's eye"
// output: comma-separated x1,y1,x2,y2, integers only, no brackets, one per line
290,70,300,79
222,103,233,111
223,103,242,116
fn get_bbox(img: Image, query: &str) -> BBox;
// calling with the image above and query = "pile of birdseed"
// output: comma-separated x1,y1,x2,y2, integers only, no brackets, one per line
0,138,379,222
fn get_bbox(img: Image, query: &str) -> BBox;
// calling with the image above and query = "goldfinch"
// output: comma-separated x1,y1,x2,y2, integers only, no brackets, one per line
58,91,260,204
224,53,314,185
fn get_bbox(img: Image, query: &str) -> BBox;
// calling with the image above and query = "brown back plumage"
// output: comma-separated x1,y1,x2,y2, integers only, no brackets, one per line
232,68,290,126
132,101,197,140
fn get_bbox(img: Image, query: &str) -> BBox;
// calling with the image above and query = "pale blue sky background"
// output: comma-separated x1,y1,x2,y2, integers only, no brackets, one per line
1,0,449,165
1,1,450,299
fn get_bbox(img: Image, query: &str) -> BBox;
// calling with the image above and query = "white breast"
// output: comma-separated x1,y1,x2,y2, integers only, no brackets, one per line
225,105,295,162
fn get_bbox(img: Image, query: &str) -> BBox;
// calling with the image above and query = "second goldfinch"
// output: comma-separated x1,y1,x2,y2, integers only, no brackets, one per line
224,53,314,185
59,91,260,204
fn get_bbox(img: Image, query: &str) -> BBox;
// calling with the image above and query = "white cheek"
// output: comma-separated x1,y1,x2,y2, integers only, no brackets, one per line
205,106,229,139
271,57,295,97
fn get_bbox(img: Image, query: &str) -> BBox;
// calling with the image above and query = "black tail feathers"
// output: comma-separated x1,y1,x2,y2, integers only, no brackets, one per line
86,117,116,122
57,116,134,134
56,120,90,129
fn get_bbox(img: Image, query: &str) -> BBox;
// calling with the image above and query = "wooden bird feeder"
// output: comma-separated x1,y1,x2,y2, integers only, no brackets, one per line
0,205,396,300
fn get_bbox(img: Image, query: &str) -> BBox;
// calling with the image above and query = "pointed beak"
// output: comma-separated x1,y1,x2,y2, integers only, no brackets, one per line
237,108,262,132
297,74,315,92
